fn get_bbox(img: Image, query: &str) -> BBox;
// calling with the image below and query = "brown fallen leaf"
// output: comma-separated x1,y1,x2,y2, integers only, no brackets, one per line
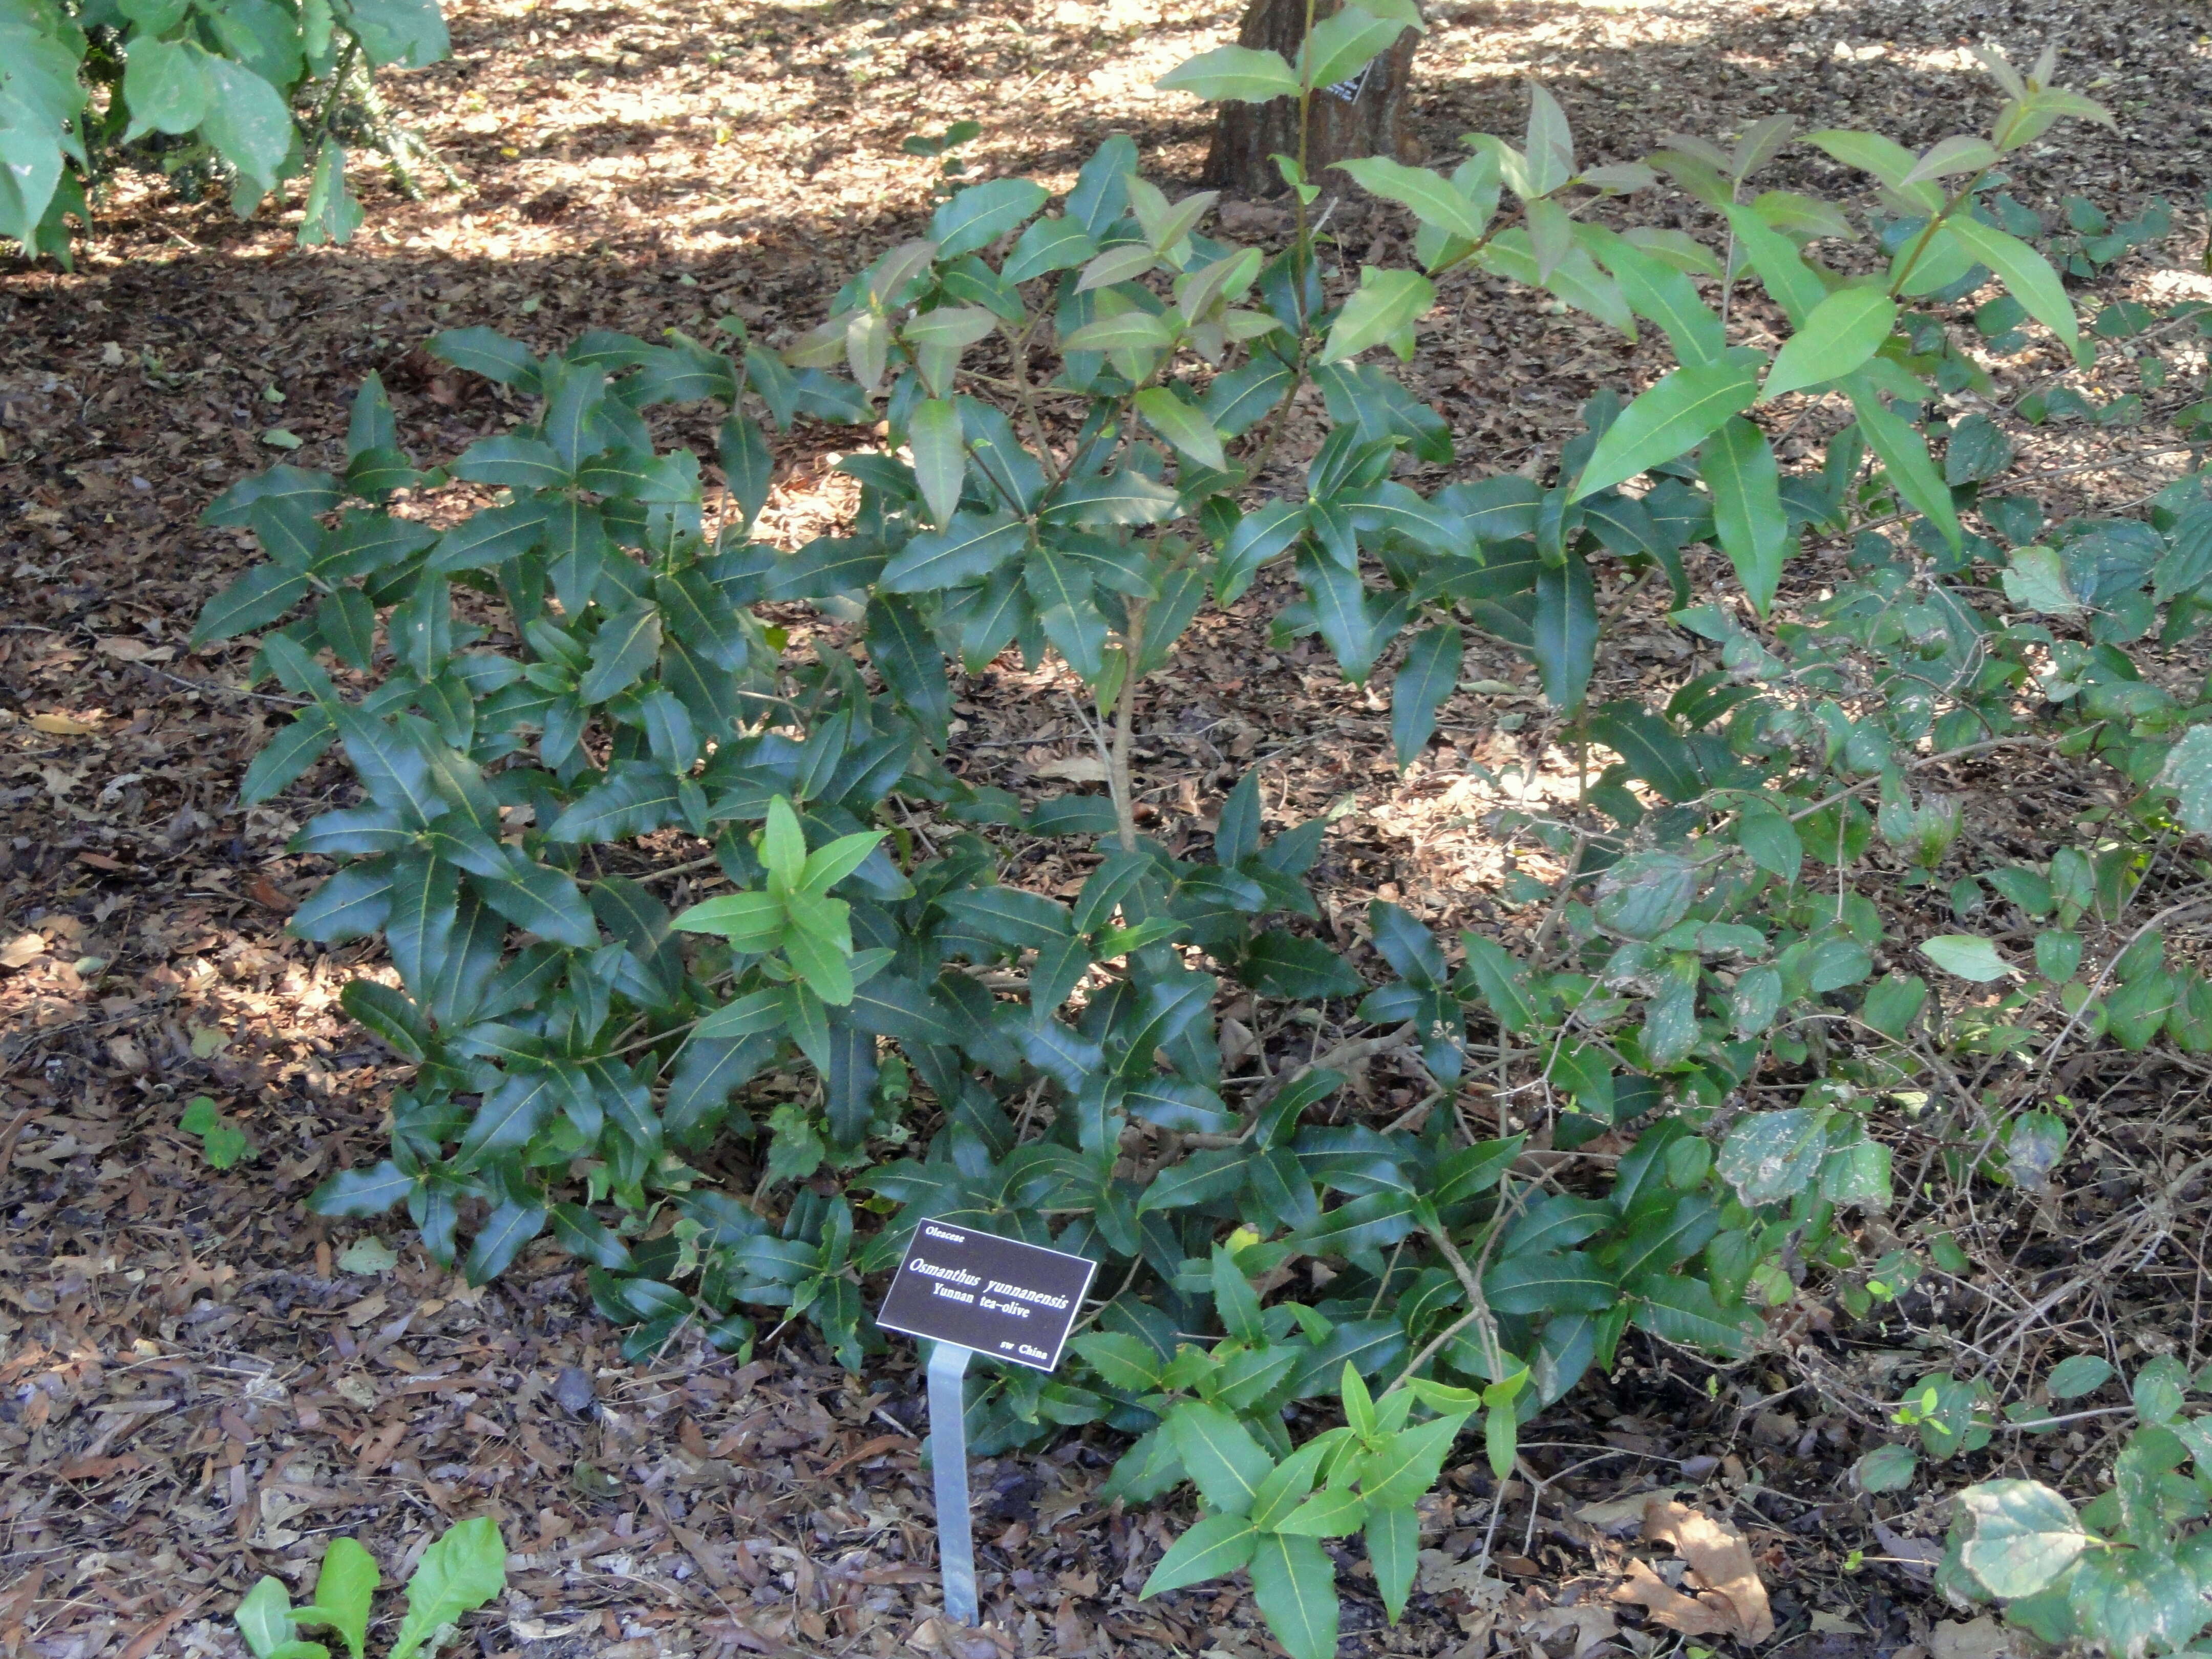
28,711,101,735
1573,1484,1683,1536
1928,1616,2024,1659
1033,753,1110,783
1642,1497,1776,1643
0,933,46,969
95,636,174,663
1611,1558,1740,1639
1522,1601,1620,1657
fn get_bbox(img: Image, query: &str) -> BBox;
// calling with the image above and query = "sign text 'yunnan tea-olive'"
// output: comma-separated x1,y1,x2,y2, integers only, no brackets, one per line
876,1222,1097,1372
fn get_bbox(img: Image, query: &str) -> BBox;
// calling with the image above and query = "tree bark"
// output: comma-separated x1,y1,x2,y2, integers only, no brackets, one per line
1203,0,1421,196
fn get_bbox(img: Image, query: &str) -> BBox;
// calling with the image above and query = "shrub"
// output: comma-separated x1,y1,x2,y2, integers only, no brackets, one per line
3,0,449,262
194,12,2212,1652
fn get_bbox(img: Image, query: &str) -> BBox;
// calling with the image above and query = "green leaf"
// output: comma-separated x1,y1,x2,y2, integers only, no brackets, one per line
1593,849,1695,939
345,0,449,67
1246,1534,1339,1659
1762,286,1899,399
474,862,598,949
1390,625,1461,764
1593,232,1725,365
2047,1356,2115,1399
1003,216,1097,283
1570,348,1762,500
1954,1480,2088,1599
1920,934,2013,982
1134,387,1227,471
2159,725,2212,834
1366,1505,1419,1623
1803,129,1941,210
576,600,663,705
1320,267,1434,364
1947,215,2084,363
1142,1513,1261,1596
879,512,1025,593
1061,310,1176,354
1243,930,1361,999
1842,377,1963,550
930,178,1048,259
193,566,311,645
198,58,292,200
1717,1108,1828,1205
122,36,211,140
1631,1277,1762,1357
1855,1443,1918,1494
1333,156,1491,243
1157,44,1301,103
236,1576,301,1659
1273,1485,1369,1537
1530,549,1597,710
1722,203,1826,326
908,397,965,529
386,1517,505,1659
2002,545,2082,616
310,1160,413,1217
1165,1401,1276,1516
1701,416,1789,616
1358,1414,1468,1508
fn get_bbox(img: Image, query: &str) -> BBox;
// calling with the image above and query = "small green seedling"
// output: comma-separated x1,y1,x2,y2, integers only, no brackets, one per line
236,1519,505,1659
180,1095,250,1169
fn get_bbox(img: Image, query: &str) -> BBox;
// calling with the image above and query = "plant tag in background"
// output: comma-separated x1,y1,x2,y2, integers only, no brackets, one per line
877,1221,1097,1372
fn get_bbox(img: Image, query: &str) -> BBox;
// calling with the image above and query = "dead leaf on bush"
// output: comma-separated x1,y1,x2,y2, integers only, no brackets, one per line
1635,1498,1776,1643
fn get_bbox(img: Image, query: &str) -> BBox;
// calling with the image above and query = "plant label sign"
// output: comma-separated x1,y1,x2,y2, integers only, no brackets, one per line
878,1221,1097,1372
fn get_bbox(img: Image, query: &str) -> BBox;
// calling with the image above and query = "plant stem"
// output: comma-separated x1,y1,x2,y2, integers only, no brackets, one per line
1110,601,1149,852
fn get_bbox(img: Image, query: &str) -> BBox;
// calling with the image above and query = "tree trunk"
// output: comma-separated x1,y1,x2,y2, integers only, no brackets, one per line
1203,0,1421,196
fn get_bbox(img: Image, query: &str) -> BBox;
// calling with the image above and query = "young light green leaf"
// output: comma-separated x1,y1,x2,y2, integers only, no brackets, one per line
1842,377,1963,550
236,1576,301,1659
1946,215,2086,364
1299,4,1409,93
1920,934,2015,982
386,1517,505,1659
1332,156,1491,243
1761,287,1899,400
1320,267,1435,364
1157,44,1302,104
1134,387,1228,471
1701,416,1789,616
1523,80,1576,197
294,1538,378,1659
1569,349,1762,500
908,397,965,530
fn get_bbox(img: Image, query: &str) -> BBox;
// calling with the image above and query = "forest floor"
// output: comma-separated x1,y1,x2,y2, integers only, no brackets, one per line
6,0,2212,1655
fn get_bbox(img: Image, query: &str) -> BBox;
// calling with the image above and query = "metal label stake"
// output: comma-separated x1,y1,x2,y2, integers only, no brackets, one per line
877,1221,1098,1627
925,1342,979,1626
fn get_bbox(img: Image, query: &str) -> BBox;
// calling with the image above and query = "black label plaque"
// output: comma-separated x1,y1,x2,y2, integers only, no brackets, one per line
877,1221,1098,1372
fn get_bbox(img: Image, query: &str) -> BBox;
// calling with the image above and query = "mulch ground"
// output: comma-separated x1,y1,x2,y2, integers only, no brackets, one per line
8,0,2212,1654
